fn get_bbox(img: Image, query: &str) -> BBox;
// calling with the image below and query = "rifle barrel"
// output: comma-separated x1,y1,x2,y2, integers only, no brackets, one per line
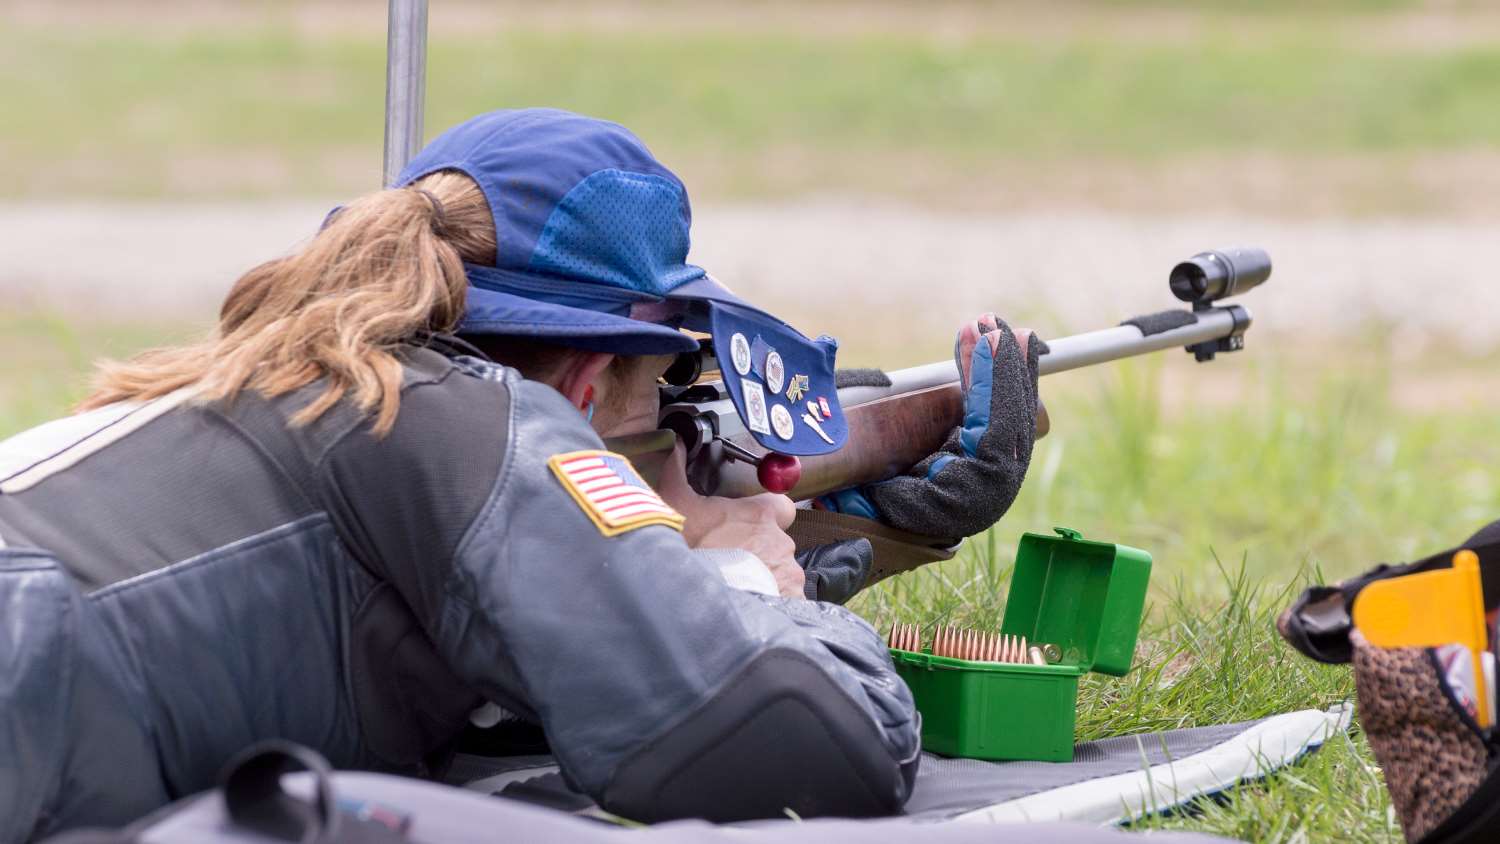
837,305,1250,409
697,303,1252,500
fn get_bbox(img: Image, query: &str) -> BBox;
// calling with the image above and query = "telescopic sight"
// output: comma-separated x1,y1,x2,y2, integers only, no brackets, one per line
1169,248,1272,304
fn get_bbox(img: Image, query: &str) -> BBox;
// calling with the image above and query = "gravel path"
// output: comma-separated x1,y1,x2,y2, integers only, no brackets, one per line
2,199,1495,359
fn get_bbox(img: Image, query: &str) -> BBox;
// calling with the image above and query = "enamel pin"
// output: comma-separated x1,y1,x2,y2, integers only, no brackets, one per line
785,374,810,403
741,378,771,435
730,333,752,376
770,404,795,440
765,351,785,394
801,412,834,444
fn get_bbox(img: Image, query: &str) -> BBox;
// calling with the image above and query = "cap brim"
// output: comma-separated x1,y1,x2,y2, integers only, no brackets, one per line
664,275,782,325
458,286,700,355
666,275,848,456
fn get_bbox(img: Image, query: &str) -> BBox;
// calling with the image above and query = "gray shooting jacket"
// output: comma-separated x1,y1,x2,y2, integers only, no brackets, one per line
0,345,920,843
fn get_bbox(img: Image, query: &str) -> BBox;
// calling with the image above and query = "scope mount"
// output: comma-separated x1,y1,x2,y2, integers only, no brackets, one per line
1185,300,1253,363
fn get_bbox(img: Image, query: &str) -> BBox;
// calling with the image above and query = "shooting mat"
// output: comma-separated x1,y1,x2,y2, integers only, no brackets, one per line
73,708,1348,844
450,704,1354,827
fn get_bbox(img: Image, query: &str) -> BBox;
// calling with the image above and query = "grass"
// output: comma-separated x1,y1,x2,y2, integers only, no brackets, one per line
851,347,1499,842
6,314,1496,842
0,312,200,435
1,8,1498,209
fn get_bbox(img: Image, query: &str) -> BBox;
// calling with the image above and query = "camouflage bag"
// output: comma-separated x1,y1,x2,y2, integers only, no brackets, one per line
1278,526,1500,843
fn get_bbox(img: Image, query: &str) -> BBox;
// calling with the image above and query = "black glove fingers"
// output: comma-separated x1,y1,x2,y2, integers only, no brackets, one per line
986,321,1028,401
1030,335,1051,366
988,315,1020,358
795,539,875,604
996,320,1047,438
976,320,1038,462
868,441,1029,540
1025,336,1047,401
1001,321,1043,410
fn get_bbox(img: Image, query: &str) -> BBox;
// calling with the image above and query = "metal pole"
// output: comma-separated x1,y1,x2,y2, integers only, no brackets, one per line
383,0,429,187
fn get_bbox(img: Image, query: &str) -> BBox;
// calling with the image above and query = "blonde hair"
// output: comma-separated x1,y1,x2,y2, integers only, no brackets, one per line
81,170,496,436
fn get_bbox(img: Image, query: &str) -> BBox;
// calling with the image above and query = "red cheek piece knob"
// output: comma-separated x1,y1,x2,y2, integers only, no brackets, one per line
757,453,802,494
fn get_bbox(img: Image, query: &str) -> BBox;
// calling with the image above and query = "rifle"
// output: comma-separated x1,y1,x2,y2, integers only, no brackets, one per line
611,248,1272,500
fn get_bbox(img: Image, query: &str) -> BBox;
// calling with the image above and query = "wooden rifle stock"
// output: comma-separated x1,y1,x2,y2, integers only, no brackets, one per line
615,383,1046,501
709,385,1050,501
779,384,966,501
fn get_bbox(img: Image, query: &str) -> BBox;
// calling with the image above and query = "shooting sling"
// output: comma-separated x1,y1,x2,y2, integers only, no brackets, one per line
788,509,955,586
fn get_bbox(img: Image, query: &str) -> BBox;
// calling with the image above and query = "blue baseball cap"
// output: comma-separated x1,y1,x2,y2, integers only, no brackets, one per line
395,108,847,456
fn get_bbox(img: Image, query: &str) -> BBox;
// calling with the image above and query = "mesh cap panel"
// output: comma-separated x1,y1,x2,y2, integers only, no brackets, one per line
527,169,702,295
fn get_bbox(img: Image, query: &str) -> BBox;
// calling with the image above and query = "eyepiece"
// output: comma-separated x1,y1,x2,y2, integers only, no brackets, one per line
661,350,705,386
1169,248,1272,304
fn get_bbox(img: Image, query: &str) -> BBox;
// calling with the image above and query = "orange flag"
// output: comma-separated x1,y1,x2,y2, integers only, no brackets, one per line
1352,550,1489,728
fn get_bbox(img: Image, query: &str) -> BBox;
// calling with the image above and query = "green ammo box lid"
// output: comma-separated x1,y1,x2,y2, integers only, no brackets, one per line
891,527,1152,762
1000,526,1153,677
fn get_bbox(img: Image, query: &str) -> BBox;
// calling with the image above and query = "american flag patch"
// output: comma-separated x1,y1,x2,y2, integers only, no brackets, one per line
548,450,685,537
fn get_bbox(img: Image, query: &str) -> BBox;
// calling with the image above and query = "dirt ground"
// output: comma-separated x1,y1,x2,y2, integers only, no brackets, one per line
3,198,1495,353
5,195,1497,415
10,0,1500,48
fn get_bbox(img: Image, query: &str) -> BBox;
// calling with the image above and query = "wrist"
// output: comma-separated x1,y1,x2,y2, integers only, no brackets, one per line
816,487,881,521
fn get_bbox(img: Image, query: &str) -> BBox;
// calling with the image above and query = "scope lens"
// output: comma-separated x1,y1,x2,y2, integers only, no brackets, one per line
661,351,703,386
1169,262,1211,302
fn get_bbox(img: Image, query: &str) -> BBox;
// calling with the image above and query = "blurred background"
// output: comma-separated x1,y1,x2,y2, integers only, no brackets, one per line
2,2,1497,839
4,1,1499,364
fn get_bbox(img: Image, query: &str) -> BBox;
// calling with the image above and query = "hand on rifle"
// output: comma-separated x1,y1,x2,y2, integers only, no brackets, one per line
657,442,807,599
817,313,1045,542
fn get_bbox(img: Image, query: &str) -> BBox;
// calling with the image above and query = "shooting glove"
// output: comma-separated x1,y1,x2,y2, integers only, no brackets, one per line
796,539,874,605
818,314,1045,542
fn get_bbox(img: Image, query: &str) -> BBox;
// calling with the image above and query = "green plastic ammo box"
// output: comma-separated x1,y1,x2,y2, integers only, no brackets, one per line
889,527,1152,762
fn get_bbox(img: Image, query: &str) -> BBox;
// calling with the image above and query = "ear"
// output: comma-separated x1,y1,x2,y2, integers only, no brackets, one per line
556,351,615,411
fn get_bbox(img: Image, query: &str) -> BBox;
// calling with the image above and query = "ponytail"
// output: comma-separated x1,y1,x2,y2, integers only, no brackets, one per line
81,171,496,436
